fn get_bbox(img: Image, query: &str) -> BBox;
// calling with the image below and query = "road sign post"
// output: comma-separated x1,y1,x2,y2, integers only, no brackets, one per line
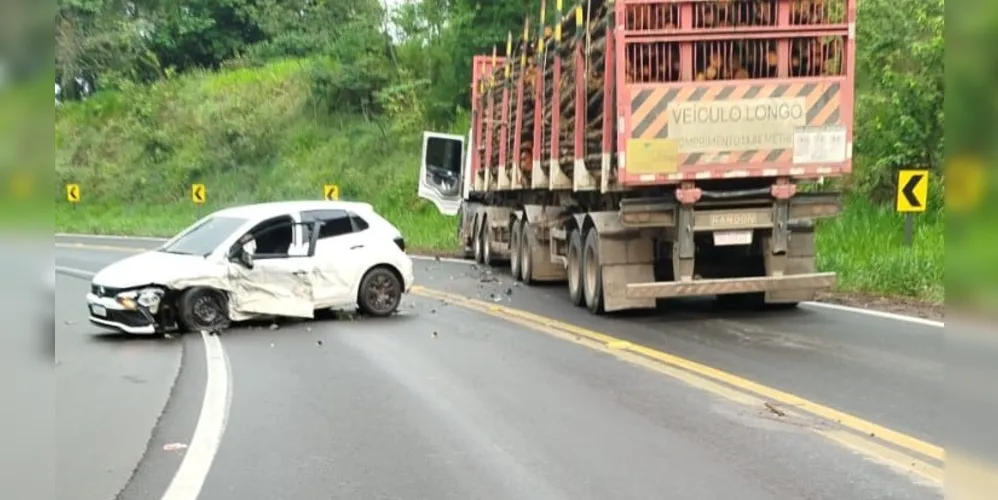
895,170,929,247
192,183,206,219
323,184,339,201
66,184,80,204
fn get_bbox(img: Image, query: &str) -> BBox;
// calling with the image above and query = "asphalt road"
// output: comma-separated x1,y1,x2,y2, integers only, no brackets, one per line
54,235,943,500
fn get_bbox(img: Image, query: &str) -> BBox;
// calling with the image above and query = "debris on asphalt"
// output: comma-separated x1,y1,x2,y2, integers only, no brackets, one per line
432,331,438,338
269,323,279,330
317,340,323,346
764,402,786,418
163,443,188,452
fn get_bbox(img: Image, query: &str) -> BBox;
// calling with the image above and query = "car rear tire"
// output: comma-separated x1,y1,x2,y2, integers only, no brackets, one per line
358,267,403,317
177,287,231,333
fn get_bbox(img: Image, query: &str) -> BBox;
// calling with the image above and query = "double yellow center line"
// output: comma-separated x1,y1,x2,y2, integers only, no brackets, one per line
411,285,945,484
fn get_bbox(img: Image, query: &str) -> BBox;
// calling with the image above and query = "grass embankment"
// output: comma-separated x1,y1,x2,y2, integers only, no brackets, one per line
55,59,943,303
54,59,454,251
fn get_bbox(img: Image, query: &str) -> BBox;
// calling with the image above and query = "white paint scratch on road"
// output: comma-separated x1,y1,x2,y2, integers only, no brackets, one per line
161,330,232,500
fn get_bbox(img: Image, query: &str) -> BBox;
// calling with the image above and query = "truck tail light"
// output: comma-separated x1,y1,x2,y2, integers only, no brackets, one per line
394,237,406,252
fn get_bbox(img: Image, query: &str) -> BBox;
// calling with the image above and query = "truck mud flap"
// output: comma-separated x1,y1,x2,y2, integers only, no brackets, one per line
625,272,836,299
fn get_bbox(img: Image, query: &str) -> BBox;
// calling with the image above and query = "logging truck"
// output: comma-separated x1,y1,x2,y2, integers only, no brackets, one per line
417,0,855,314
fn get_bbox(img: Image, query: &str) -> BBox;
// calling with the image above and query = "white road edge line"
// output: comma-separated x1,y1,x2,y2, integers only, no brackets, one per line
161,330,231,500
54,263,232,500
801,301,944,328
55,266,96,279
55,232,169,242
55,233,942,327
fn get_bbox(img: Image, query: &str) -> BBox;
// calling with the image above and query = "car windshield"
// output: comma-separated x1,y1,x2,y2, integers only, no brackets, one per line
158,215,248,256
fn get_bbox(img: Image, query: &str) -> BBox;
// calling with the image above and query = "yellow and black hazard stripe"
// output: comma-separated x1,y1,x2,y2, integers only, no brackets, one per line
628,82,843,166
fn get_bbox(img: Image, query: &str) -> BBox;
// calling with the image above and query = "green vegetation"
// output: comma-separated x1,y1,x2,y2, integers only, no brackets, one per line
55,60,456,252
54,0,944,303
816,197,943,302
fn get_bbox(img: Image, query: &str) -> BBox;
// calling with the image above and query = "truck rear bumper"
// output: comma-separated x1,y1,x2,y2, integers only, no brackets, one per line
625,272,836,299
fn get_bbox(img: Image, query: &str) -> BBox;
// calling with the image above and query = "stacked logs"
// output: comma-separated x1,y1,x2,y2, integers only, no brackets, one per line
622,0,843,82
581,12,609,162
625,3,679,30
481,0,846,183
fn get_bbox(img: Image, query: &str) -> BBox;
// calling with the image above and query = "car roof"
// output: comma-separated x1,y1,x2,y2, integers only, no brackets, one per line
211,200,378,220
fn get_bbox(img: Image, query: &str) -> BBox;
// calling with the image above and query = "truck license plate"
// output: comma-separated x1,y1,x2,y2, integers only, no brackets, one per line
713,230,753,246
91,305,107,317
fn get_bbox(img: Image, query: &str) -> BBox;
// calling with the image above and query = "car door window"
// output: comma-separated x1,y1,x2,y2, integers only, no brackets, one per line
301,209,362,241
239,215,296,259
349,213,369,232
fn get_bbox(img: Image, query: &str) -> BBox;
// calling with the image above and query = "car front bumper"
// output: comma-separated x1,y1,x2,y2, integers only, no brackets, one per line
86,293,158,335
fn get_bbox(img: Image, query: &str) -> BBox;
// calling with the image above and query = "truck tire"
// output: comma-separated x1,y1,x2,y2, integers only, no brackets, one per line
457,206,473,259
473,218,485,264
567,228,585,307
482,222,497,266
582,230,605,314
520,221,535,285
510,218,523,281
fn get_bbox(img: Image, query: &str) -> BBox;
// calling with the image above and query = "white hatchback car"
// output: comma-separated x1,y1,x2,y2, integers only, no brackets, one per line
86,201,415,334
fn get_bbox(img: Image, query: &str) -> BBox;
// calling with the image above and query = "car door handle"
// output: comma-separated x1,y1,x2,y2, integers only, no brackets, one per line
350,244,364,250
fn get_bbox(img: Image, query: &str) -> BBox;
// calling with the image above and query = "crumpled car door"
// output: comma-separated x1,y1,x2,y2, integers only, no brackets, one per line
226,259,316,319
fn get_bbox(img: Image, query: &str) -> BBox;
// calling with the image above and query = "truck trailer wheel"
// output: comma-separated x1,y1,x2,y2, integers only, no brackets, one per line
473,218,485,264
510,219,523,281
520,221,535,285
482,224,497,266
567,229,585,307
582,230,605,314
457,206,474,259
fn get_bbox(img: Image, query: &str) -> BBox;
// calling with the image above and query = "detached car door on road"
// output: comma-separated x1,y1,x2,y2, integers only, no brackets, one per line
227,214,320,318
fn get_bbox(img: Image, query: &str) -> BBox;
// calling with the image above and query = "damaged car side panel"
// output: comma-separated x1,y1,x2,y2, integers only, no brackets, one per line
87,200,413,335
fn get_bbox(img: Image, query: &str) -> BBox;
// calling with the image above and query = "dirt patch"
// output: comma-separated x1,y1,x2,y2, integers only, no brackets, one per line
815,291,943,322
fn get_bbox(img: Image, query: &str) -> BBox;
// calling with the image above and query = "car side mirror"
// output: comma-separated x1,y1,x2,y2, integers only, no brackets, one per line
229,243,254,269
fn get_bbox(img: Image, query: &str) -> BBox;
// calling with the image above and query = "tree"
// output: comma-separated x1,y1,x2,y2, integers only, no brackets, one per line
852,0,944,204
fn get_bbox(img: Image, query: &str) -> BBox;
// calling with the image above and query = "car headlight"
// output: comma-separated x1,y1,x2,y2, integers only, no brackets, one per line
117,287,165,312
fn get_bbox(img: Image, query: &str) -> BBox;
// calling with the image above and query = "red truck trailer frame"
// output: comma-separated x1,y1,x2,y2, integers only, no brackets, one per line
419,0,855,314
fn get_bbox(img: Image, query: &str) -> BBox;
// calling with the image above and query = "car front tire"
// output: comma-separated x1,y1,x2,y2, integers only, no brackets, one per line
177,287,231,333
357,267,403,317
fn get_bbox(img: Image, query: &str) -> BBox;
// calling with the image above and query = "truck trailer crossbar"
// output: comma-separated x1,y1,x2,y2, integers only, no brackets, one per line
625,272,837,299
